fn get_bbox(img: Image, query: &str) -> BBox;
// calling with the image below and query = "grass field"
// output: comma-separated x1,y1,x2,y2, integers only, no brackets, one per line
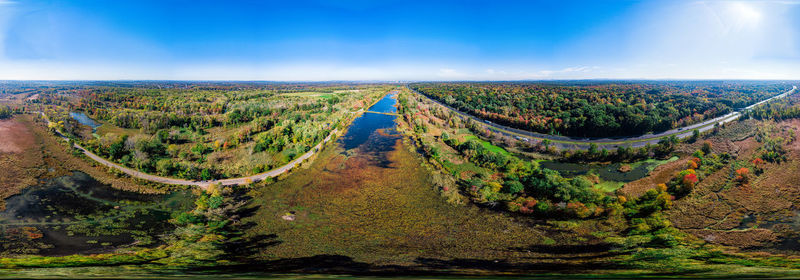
461,134,511,156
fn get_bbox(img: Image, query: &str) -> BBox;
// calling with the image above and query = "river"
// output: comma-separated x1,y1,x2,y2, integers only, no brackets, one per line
4,92,798,278
339,91,399,151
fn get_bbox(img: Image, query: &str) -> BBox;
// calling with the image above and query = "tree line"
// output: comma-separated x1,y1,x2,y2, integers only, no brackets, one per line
410,82,791,138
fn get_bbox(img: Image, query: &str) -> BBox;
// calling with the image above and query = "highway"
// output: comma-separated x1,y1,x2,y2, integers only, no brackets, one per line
408,85,797,150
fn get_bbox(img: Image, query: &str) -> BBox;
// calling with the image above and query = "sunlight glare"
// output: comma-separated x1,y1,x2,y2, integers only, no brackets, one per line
729,2,762,25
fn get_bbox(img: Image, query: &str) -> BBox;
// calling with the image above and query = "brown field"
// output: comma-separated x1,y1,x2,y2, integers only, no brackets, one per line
0,117,34,153
0,116,45,209
244,138,617,270
619,157,688,198
685,228,779,248
667,119,800,254
676,120,758,156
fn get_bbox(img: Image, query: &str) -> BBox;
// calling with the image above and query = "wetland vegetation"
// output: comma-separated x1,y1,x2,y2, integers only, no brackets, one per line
1,81,800,278
4,0,800,277
40,82,390,180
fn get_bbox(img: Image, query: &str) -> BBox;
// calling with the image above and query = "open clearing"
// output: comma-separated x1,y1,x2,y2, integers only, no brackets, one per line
0,118,33,153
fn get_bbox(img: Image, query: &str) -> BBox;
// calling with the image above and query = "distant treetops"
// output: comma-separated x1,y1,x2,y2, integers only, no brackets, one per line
411,82,790,138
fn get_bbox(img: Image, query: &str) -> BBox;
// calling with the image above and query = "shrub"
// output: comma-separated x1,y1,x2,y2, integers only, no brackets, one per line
682,173,698,189
669,169,698,196
702,140,712,154
502,180,524,194
735,167,750,184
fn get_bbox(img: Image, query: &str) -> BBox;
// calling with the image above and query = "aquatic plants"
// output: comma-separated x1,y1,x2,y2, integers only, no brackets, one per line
160,184,249,266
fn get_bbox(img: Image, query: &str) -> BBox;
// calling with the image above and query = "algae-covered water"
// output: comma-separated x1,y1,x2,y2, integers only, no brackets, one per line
540,157,678,182
0,171,194,256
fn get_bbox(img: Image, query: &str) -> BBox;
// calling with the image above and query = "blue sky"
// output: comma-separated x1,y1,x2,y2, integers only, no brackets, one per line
0,0,798,80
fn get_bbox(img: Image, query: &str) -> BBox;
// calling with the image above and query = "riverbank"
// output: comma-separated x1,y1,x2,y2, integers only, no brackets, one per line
34,90,398,188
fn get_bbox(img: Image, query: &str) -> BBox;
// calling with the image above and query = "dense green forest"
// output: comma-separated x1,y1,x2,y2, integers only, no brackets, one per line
410,81,792,137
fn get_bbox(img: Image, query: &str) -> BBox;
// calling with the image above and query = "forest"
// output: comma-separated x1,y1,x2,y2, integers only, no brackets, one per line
410,81,792,137
397,83,800,275
398,90,683,219
35,83,389,180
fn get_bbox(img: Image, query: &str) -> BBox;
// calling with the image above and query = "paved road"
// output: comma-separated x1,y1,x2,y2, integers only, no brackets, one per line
35,91,398,188
73,130,337,188
408,85,797,150
40,113,341,189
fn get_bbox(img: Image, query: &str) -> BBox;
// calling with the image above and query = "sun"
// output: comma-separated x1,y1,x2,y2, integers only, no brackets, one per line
728,2,762,26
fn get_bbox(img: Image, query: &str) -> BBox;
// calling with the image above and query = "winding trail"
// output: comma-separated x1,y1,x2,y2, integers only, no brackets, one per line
36,91,396,188
42,113,338,189
71,130,338,188
408,85,797,150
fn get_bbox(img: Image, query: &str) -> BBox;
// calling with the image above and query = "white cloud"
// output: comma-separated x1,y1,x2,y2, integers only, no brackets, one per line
436,68,467,79
536,66,597,77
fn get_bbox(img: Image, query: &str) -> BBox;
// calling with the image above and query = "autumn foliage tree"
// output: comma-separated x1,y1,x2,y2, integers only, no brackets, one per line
735,167,750,184
410,81,790,138
669,169,698,196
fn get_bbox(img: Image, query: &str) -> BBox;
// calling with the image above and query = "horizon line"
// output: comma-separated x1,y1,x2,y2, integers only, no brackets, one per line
1,78,799,83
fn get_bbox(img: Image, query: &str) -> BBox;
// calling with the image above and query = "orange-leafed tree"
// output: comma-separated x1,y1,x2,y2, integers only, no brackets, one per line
735,167,750,184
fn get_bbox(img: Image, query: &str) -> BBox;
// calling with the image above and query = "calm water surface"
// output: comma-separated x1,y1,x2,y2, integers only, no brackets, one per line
339,91,399,152
0,171,194,256
69,112,102,130
540,159,673,182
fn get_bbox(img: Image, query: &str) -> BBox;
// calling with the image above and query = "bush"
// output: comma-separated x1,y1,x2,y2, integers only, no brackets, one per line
502,180,524,194
735,167,750,184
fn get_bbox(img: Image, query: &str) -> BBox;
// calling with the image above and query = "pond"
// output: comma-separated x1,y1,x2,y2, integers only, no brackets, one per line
339,91,400,153
739,210,800,253
69,112,102,131
0,171,194,256
540,157,678,183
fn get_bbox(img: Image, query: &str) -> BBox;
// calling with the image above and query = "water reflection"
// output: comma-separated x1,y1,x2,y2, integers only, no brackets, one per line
69,112,101,131
0,171,194,256
338,92,400,159
538,161,658,182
